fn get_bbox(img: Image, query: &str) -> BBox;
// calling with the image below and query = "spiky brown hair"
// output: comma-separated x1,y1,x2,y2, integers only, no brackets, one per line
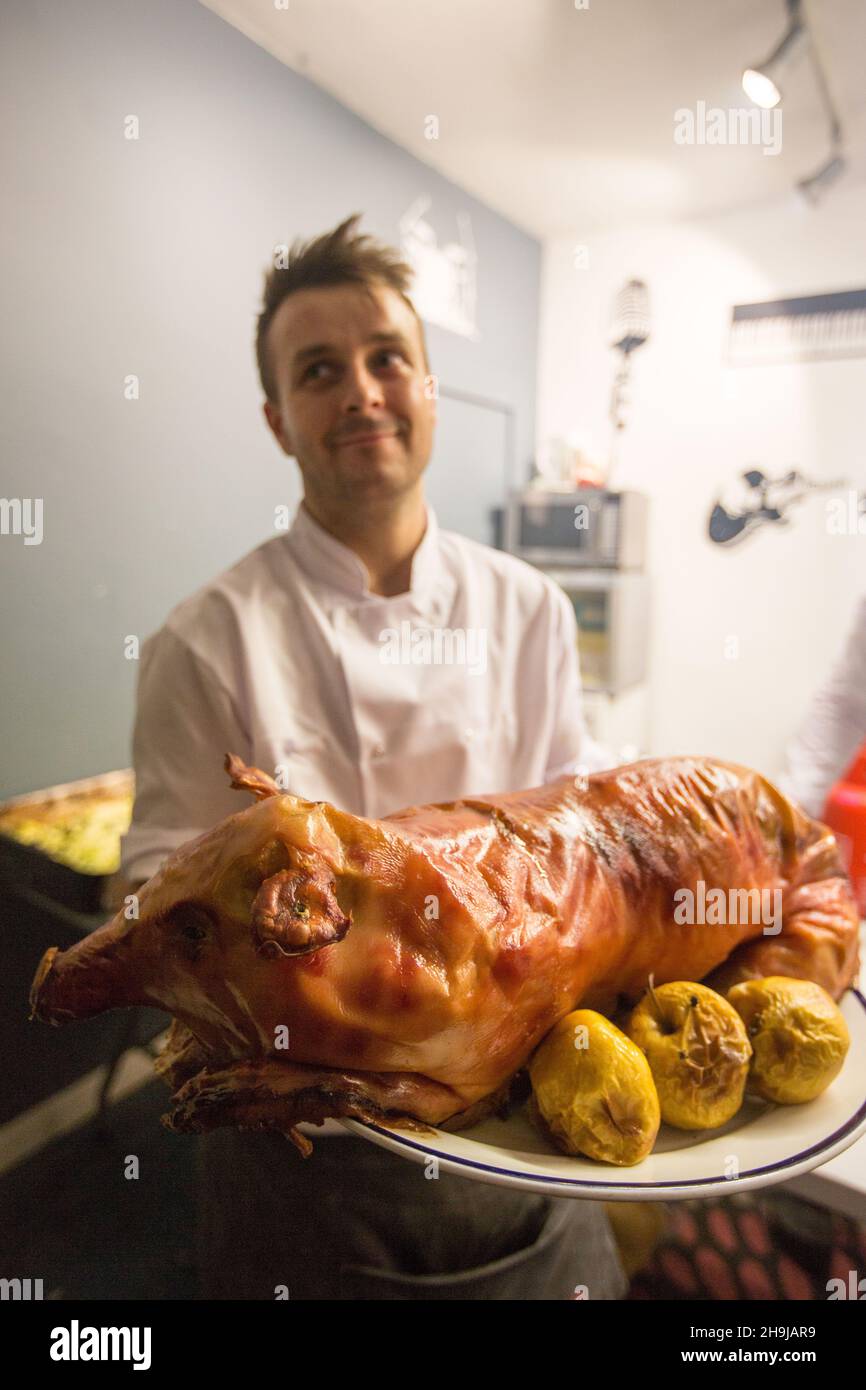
255,213,428,402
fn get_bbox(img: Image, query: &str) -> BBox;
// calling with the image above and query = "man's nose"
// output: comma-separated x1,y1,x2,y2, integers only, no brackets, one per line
340,359,386,412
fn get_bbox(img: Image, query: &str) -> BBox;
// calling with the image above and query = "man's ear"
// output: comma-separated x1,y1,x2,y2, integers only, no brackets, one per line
263,398,295,457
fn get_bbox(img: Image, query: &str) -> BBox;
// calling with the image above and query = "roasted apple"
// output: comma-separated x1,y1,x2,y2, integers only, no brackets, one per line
726,976,850,1104
528,1009,660,1165
626,980,752,1130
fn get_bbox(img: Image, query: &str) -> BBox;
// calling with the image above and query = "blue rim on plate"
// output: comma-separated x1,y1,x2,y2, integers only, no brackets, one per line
341,988,866,1200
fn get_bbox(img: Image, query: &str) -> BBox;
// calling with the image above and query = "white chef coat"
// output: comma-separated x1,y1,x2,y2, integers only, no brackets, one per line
779,591,866,818
119,499,611,883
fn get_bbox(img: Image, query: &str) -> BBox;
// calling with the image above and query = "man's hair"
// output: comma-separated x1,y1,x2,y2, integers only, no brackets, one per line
255,213,428,402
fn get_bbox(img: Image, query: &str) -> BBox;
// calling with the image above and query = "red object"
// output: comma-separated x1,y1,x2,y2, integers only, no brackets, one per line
823,742,866,916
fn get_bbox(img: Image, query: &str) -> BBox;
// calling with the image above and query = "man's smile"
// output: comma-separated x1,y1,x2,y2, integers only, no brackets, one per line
336,429,401,447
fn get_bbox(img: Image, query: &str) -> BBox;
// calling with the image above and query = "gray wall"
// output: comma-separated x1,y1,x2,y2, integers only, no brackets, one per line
1,0,540,798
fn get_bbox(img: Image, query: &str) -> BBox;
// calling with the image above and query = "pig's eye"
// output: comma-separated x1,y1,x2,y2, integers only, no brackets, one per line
161,901,214,944
293,900,310,918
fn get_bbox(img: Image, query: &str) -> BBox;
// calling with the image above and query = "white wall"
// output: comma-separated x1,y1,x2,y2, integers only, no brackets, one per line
538,181,866,777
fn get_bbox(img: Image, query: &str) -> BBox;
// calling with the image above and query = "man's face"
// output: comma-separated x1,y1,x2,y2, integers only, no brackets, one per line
262,282,435,509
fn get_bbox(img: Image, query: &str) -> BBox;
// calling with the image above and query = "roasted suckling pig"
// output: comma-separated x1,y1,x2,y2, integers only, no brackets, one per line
29,754,860,1155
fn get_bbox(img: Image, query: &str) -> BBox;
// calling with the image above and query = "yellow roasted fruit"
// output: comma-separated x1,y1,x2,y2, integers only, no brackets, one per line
528,1009,660,1165
626,981,752,1130
726,977,850,1104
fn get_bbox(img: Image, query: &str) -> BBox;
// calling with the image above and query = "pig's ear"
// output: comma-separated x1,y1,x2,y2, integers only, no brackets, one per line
224,753,282,801
251,867,352,956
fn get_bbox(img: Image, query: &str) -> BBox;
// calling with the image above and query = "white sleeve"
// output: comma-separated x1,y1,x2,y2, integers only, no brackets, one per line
118,626,253,883
543,586,617,781
778,593,866,817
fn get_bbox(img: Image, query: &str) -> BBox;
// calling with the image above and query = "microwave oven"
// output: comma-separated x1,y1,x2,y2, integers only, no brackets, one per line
501,489,648,569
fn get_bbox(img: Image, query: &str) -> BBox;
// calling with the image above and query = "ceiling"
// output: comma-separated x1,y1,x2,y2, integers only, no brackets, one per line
200,0,866,236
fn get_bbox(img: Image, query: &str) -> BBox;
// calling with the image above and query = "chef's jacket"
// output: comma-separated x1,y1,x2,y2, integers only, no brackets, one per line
779,591,866,817
119,499,610,883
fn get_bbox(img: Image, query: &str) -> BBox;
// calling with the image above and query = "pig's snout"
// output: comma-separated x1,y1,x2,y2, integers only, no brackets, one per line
29,916,146,1024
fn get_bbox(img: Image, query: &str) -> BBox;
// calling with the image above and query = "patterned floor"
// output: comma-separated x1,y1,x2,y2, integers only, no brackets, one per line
625,1190,866,1300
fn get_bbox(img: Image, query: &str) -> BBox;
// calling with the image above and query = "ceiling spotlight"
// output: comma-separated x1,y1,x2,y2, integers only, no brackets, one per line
742,68,783,109
742,0,807,108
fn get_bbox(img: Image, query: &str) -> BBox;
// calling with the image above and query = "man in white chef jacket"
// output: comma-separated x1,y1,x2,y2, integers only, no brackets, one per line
779,591,866,818
119,214,628,1301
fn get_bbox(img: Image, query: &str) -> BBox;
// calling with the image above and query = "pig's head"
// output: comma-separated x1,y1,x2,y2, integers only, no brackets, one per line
28,756,370,1059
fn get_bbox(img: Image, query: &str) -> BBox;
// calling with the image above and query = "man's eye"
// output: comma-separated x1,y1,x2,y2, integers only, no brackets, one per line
302,361,334,382
302,350,405,382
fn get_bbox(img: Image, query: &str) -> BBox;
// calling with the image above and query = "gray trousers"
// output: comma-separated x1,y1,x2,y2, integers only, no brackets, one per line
196,1129,629,1301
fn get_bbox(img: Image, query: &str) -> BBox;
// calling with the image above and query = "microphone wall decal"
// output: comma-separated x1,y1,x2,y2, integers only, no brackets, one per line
608,278,650,486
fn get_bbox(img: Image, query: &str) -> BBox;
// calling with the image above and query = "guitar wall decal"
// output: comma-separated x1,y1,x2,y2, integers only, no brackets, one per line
708,469,845,547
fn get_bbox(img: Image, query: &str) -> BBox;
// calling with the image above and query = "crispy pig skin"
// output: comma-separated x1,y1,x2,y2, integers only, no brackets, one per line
29,755,861,1146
